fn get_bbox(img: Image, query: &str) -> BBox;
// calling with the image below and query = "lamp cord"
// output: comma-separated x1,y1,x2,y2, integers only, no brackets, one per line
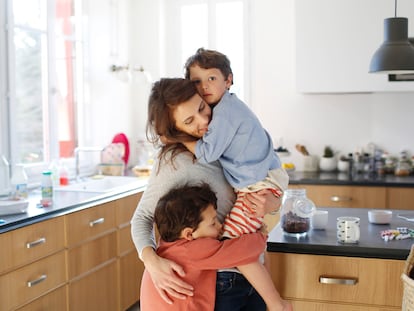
394,0,397,17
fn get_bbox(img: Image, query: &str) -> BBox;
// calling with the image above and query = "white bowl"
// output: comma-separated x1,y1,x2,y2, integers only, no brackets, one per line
368,210,392,224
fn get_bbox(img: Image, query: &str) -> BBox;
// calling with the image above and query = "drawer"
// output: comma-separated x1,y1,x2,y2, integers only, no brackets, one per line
290,185,387,208
66,202,116,247
16,285,68,311
0,217,65,274
269,253,404,307
118,225,135,255
116,192,142,226
0,251,67,310
68,231,117,279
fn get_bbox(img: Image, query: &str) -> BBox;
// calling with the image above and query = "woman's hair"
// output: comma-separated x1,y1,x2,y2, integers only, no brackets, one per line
146,78,199,163
184,47,234,85
154,183,218,242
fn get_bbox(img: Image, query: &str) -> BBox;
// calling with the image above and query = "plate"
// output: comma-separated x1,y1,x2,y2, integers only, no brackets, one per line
0,200,28,215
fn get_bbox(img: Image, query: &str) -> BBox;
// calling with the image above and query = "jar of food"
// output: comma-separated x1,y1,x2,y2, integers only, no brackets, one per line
280,189,315,237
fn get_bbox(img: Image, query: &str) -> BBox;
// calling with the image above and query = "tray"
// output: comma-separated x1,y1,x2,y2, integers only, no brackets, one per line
0,200,29,215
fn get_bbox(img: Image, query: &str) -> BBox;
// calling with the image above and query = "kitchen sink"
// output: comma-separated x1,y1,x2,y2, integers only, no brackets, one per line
54,175,147,193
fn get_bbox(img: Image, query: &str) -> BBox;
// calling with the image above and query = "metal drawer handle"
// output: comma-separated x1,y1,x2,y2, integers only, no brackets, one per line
319,276,358,285
26,237,46,249
27,274,47,287
330,195,353,202
89,217,105,227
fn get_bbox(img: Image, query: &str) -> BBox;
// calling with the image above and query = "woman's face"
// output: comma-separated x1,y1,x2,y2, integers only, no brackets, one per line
172,93,212,138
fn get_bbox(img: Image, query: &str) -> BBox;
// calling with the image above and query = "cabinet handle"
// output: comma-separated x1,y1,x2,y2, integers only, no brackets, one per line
27,274,47,287
319,276,358,285
89,217,105,227
26,237,46,249
330,195,353,202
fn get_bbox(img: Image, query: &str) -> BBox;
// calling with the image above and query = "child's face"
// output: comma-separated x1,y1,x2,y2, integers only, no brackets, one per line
191,204,222,239
173,92,212,138
189,65,232,105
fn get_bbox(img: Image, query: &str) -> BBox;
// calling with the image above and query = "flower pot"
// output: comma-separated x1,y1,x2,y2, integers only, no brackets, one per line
319,157,337,172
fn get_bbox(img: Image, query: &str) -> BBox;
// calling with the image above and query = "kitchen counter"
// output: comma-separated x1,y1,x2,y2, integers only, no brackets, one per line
288,171,414,187
0,177,148,234
267,207,414,260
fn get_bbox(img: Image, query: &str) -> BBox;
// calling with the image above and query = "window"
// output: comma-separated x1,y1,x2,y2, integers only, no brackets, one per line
1,0,82,176
163,0,249,101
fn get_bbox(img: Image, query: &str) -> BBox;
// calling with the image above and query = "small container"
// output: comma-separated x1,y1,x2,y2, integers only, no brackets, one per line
41,170,53,206
10,164,28,199
368,210,392,224
59,163,69,185
280,189,316,237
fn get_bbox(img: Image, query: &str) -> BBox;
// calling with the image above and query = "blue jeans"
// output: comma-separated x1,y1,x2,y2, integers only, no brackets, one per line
214,271,266,311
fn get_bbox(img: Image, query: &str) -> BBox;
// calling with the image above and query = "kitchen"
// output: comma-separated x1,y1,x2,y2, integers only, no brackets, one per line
1,0,414,310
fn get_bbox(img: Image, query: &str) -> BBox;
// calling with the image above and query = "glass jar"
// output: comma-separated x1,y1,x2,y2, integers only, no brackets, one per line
280,189,316,237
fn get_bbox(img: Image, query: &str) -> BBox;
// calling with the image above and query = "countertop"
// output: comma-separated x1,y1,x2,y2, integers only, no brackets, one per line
267,207,414,260
0,177,148,234
288,171,414,187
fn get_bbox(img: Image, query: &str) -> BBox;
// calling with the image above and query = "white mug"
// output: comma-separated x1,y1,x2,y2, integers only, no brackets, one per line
311,210,328,230
337,216,360,243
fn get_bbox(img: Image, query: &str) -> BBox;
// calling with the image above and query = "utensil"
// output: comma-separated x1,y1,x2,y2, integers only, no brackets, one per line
295,144,309,156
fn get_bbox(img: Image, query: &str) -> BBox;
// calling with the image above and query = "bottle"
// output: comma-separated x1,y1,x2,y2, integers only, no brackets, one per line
48,160,60,187
10,164,28,199
59,163,69,186
41,170,53,206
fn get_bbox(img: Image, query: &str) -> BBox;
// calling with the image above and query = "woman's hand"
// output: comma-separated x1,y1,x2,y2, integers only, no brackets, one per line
142,247,194,304
244,189,281,218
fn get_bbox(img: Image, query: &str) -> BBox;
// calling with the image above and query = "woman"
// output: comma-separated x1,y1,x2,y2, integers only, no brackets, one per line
130,78,280,310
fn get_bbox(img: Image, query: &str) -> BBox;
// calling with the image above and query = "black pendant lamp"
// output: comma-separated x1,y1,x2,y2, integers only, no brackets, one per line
369,0,414,74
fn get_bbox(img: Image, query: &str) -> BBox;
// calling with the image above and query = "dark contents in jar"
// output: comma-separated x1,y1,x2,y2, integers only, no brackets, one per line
282,211,310,233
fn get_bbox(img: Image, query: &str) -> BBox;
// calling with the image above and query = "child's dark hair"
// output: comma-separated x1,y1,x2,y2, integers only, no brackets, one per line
154,183,218,242
184,47,234,85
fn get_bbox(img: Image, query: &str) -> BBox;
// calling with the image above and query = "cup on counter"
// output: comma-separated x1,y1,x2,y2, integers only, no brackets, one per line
311,210,329,230
337,216,360,244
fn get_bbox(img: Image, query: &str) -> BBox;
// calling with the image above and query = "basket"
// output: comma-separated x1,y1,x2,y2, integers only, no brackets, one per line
402,244,414,310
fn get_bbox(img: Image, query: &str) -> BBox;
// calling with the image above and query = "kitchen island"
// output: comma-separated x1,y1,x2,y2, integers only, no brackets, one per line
267,207,413,310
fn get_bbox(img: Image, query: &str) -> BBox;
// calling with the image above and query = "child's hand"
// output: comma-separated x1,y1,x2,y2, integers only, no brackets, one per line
259,224,269,235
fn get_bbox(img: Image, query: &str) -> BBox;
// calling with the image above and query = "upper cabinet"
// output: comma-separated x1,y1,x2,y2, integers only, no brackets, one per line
295,0,414,93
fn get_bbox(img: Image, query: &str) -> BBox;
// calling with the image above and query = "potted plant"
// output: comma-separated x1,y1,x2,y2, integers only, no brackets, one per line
319,146,337,172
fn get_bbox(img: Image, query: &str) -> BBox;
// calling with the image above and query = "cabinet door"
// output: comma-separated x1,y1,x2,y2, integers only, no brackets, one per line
291,300,399,311
69,260,119,311
116,192,142,226
119,251,144,310
296,0,414,93
16,285,68,311
269,253,403,308
0,251,67,310
66,201,116,247
387,188,414,210
0,217,65,274
68,231,117,279
290,184,387,208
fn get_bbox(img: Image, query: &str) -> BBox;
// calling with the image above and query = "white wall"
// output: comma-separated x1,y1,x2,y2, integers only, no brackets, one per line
86,0,414,169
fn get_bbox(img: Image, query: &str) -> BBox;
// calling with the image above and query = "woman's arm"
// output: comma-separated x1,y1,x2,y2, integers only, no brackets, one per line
244,189,281,217
130,153,196,303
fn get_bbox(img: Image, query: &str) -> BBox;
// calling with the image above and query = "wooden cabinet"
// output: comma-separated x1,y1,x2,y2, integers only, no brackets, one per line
295,0,414,93
290,184,414,210
289,184,387,208
116,192,144,310
0,218,67,310
387,187,414,210
0,191,144,311
269,252,404,310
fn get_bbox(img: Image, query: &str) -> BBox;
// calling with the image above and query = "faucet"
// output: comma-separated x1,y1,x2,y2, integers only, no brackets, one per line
74,146,104,181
